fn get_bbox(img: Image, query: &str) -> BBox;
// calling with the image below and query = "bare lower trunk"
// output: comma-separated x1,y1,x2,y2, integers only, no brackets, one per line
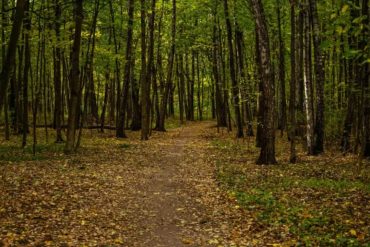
65,0,83,153
251,0,277,164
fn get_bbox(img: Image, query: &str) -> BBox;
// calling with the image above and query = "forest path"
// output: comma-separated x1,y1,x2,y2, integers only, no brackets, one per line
124,121,247,246
0,121,249,246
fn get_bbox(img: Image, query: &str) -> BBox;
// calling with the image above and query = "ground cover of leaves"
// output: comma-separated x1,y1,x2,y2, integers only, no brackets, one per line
0,121,369,246
210,128,369,246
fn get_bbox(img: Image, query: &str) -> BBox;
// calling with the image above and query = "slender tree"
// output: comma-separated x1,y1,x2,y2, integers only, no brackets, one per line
116,0,135,138
223,0,243,138
53,0,63,143
0,0,25,111
309,0,325,154
251,0,277,164
289,0,297,163
65,0,84,153
142,0,156,140
157,0,176,131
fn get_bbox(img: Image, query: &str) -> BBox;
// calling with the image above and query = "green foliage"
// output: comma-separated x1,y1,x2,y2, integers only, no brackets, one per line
0,143,64,162
118,143,131,149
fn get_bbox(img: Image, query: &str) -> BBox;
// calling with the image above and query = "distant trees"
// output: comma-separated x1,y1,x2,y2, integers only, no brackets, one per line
0,0,368,163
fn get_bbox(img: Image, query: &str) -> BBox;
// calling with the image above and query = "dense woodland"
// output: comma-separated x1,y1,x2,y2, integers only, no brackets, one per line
0,0,369,245
0,0,369,163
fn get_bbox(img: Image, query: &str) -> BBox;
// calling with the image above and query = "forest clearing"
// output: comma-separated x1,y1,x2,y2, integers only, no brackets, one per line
0,0,369,246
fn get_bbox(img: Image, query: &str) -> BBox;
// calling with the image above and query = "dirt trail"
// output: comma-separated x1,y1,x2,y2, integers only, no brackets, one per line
130,123,216,246
0,122,249,246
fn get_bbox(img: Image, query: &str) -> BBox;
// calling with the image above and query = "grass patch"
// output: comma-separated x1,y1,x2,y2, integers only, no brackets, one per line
0,143,65,162
118,143,131,149
301,178,370,192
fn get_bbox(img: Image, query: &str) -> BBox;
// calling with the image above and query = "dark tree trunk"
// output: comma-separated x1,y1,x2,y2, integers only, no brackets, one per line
54,0,63,143
0,0,25,112
251,0,277,164
255,31,263,147
116,0,134,138
360,0,370,157
309,0,325,154
212,8,227,127
276,0,287,136
223,0,243,138
297,8,305,114
196,53,202,120
22,0,31,147
65,0,83,153
289,0,297,163
109,0,120,129
100,80,109,133
235,23,253,136
2,0,9,140
157,0,176,131
141,0,156,139
177,55,185,124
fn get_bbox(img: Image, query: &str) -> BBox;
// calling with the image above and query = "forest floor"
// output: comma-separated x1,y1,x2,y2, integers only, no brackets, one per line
0,121,369,246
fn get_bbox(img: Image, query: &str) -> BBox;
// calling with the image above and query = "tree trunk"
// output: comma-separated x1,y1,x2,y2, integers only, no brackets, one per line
303,9,315,155
223,0,243,138
212,8,227,127
141,0,156,139
2,0,10,140
65,0,83,153
109,0,120,129
22,0,31,147
289,0,297,163
251,0,277,164
54,0,63,143
309,0,325,154
157,0,176,131
177,55,185,124
116,0,134,138
0,0,25,112
276,0,287,136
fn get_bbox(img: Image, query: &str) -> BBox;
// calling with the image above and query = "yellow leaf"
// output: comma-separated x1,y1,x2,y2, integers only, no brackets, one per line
270,244,282,247
341,4,349,13
336,26,343,34
349,229,357,236
208,239,219,244
181,238,193,245
115,238,124,244
44,241,53,246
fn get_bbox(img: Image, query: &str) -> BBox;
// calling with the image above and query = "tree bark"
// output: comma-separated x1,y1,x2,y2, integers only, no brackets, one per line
276,0,287,136
116,0,134,138
223,0,243,138
22,0,31,147
157,0,176,131
65,0,83,153
53,0,63,143
309,0,325,154
0,0,25,112
303,9,315,155
289,0,297,163
251,0,277,164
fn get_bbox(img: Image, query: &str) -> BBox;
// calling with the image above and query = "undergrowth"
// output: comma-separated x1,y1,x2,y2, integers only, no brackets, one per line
212,134,370,246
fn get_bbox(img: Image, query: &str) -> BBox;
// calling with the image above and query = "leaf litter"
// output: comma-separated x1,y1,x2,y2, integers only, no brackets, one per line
0,121,369,246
